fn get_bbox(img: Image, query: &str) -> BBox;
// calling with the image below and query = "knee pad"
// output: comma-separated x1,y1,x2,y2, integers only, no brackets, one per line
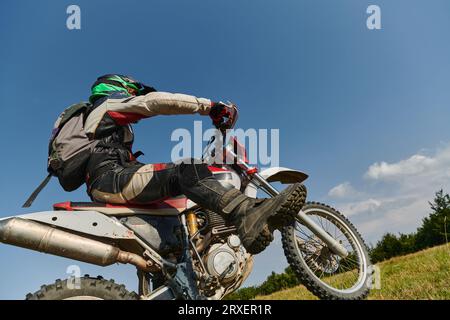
177,159,212,187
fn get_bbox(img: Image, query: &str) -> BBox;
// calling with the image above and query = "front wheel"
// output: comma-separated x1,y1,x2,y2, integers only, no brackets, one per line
26,275,139,300
282,202,372,300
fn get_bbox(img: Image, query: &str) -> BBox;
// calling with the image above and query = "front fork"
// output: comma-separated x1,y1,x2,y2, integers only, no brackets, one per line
241,164,349,259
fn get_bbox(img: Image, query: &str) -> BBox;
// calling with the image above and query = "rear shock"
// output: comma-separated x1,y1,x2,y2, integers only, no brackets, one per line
186,210,199,237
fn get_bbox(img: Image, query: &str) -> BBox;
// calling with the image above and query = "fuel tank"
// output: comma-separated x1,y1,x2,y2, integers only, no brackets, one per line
209,167,241,190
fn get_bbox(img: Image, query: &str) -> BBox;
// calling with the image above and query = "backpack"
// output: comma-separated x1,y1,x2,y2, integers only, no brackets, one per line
23,102,98,207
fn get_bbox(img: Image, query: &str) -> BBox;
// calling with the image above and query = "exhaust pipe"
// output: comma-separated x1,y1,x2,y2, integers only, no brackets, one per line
0,218,156,272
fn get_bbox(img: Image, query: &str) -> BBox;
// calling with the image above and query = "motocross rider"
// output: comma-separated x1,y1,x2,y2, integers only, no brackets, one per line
84,74,306,254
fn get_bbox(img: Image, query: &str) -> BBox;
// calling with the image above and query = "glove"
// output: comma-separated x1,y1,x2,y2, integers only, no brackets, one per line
209,102,233,129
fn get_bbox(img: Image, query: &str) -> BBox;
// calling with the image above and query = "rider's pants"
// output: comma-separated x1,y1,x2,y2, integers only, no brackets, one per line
87,159,230,212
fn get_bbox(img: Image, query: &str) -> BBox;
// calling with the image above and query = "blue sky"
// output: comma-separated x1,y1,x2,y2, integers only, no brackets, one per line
1,0,450,299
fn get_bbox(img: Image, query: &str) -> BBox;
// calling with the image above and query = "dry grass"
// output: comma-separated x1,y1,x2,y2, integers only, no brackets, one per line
256,244,450,300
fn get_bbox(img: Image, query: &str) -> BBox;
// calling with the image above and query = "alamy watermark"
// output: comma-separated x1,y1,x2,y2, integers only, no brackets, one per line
66,264,81,289
368,264,382,290
66,5,81,30
65,5,383,32
171,121,280,168
367,5,382,30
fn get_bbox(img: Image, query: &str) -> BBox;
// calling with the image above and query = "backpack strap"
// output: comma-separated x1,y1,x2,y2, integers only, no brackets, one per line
22,173,53,208
59,102,92,127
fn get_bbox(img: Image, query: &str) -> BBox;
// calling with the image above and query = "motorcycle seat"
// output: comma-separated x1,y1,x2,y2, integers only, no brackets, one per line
53,197,188,216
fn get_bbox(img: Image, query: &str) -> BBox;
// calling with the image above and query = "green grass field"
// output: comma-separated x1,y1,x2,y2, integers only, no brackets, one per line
256,244,450,300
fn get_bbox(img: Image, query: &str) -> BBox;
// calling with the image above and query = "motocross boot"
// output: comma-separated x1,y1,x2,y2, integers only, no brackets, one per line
173,161,307,254
219,183,307,254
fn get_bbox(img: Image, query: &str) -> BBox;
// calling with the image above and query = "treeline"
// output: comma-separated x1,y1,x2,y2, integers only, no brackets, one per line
370,189,450,263
226,189,450,300
225,266,300,300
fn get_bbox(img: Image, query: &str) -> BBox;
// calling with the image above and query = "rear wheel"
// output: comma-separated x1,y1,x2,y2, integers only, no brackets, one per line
282,202,372,300
26,275,139,300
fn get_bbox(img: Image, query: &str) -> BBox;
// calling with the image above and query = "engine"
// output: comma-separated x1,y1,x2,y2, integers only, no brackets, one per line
204,235,247,283
194,210,253,298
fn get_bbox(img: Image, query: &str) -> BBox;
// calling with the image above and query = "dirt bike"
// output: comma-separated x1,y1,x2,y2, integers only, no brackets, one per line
0,106,372,300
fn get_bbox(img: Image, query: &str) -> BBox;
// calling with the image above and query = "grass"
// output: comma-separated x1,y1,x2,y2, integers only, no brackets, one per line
255,244,450,300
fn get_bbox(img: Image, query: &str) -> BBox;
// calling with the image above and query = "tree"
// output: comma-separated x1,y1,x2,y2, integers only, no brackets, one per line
415,190,450,250
370,233,403,263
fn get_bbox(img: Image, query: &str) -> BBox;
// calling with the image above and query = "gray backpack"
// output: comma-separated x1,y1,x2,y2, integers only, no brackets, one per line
23,102,98,207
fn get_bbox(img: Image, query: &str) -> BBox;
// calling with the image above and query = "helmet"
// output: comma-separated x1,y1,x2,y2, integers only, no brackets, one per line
89,74,156,104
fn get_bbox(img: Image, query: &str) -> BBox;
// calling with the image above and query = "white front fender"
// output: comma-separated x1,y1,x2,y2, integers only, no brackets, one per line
244,167,308,198
258,167,309,184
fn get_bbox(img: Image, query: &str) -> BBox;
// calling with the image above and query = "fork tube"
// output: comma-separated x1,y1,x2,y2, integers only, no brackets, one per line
231,150,279,197
249,167,349,258
230,144,349,257
251,172,279,197
297,211,349,258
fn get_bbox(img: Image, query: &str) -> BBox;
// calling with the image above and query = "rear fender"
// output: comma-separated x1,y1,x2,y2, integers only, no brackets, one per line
13,210,136,240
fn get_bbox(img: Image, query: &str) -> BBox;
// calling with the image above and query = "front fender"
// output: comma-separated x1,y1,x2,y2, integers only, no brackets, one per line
258,167,308,184
244,167,308,198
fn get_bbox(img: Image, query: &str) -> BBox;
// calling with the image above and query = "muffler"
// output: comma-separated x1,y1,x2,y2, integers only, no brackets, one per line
0,218,155,272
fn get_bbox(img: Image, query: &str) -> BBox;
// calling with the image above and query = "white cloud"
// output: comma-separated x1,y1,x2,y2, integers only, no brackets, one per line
326,144,450,243
357,197,430,244
339,198,382,216
328,182,358,199
364,146,450,182
365,155,435,180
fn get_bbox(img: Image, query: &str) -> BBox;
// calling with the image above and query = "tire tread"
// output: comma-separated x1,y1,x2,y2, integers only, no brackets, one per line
26,275,138,300
281,201,371,300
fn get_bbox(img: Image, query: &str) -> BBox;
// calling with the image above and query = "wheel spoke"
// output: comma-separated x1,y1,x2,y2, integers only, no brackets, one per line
289,209,367,294
334,223,338,239
295,229,324,247
317,216,326,231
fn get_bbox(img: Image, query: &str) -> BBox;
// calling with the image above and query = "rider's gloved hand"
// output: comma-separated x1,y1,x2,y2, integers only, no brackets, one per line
209,102,233,129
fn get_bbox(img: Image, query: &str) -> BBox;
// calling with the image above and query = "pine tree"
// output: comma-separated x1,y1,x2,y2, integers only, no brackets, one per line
415,190,450,250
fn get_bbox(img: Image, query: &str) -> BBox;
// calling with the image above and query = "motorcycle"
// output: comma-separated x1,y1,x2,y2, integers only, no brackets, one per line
0,106,372,300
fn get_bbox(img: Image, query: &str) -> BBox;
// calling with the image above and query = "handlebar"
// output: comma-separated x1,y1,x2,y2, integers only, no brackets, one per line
203,103,241,164
214,103,239,133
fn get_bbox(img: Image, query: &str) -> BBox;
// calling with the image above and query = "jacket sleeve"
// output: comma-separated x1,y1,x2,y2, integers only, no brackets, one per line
84,91,212,138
